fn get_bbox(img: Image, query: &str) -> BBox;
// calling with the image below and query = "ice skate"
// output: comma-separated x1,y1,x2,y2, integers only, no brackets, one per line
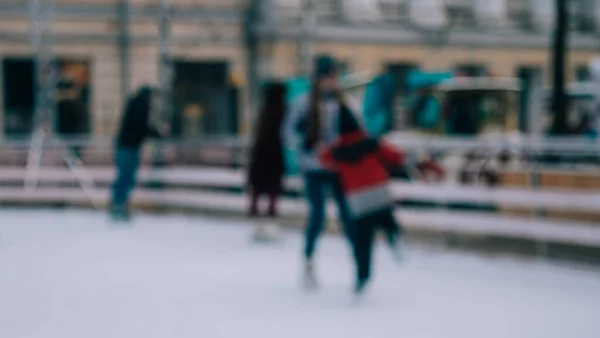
387,232,404,263
251,222,281,243
354,278,369,299
303,260,318,290
109,205,131,223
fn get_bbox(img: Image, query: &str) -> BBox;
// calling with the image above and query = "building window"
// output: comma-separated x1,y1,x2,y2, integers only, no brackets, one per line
317,0,344,22
172,61,237,138
570,0,596,33
455,64,487,77
378,0,408,23
445,0,476,28
506,0,534,30
516,66,543,132
2,57,91,138
576,65,591,81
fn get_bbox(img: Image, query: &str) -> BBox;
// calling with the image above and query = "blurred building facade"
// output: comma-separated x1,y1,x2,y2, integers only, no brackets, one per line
0,0,599,138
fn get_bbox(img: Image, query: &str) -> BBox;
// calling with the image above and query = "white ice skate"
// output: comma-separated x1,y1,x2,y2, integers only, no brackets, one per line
303,260,318,290
251,222,281,243
388,235,404,263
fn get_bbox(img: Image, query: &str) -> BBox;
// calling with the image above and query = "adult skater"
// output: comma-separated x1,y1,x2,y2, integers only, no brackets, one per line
282,55,357,288
319,108,444,294
247,82,287,242
110,86,167,221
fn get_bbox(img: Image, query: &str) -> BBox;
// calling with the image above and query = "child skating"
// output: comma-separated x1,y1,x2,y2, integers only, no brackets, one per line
319,107,444,294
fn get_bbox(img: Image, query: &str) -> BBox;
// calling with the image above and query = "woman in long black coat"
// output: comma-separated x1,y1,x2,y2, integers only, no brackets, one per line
247,82,287,217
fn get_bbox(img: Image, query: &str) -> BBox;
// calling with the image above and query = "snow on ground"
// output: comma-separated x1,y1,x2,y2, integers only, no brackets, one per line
0,209,599,338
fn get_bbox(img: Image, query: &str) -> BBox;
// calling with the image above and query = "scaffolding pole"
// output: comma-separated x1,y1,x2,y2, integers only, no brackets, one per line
28,0,57,135
25,0,101,209
25,0,56,192
153,0,173,167
299,0,316,77
158,0,174,124
117,0,131,102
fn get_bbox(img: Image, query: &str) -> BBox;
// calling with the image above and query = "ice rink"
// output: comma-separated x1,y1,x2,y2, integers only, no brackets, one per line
1,209,599,338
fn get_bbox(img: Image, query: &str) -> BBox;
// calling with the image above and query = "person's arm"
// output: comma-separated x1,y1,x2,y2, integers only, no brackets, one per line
318,145,338,172
377,141,407,166
147,123,168,139
281,95,308,151
344,94,366,127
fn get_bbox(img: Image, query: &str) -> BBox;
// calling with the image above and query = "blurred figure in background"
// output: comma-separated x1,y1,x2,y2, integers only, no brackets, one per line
110,86,167,222
282,55,356,289
247,82,287,242
319,108,444,295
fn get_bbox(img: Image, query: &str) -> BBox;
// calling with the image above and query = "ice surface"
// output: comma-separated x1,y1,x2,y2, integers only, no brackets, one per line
0,209,599,338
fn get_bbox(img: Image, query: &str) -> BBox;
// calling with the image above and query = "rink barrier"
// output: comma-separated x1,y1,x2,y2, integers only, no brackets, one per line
0,166,600,255
0,166,599,214
1,185,599,249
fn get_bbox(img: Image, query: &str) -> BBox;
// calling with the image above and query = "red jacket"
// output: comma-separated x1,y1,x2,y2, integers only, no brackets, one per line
319,131,406,219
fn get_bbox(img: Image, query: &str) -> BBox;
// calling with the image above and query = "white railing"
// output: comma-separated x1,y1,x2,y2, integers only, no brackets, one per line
0,165,599,251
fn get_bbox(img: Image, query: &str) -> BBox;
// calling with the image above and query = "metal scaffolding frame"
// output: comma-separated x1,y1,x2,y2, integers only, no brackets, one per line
28,0,56,134
24,0,100,209
151,0,174,168
157,0,174,127
299,0,316,77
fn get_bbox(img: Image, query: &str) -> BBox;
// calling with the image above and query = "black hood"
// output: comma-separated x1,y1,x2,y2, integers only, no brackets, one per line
332,137,379,164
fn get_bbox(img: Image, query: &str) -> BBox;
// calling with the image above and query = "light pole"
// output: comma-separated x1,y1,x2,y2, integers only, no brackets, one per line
154,0,174,168
299,0,316,77
550,0,569,135
117,0,131,103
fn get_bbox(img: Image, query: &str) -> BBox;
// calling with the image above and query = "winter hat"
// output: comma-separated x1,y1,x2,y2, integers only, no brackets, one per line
314,55,338,79
338,105,361,134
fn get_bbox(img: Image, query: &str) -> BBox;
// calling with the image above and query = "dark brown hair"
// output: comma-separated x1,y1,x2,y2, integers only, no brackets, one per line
304,77,346,150
253,82,286,149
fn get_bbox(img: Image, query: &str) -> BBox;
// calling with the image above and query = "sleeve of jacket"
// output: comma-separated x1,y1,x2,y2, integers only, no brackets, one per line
146,124,162,139
377,141,406,166
318,145,338,171
281,94,308,151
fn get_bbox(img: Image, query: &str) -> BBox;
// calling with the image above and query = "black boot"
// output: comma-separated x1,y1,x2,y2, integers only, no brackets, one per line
110,204,130,222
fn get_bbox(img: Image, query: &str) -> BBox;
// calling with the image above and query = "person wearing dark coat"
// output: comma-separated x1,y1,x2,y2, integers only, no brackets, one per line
247,82,287,218
110,86,164,221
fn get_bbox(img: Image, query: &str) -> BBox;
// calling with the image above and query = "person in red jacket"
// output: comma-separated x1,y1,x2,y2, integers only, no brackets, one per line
319,106,443,294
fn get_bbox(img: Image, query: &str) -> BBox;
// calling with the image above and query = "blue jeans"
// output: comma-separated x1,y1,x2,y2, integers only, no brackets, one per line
111,147,141,208
304,171,354,259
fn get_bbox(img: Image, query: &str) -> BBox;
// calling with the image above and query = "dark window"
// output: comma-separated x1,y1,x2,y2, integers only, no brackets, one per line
2,57,91,138
455,64,488,77
576,65,591,81
173,61,236,137
516,66,543,132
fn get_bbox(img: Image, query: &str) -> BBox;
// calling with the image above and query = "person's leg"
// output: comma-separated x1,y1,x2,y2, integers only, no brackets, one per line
248,188,260,216
111,147,140,217
267,190,278,217
376,210,404,262
328,173,355,242
111,148,130,209
304,172,327,260
121,148,141,206
378,210,403,245
353,216,376,292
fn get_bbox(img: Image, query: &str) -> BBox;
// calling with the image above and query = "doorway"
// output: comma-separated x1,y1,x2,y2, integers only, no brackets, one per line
172,61,238,138
516,66,543,133
2,57,92,137
2,58,35,136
